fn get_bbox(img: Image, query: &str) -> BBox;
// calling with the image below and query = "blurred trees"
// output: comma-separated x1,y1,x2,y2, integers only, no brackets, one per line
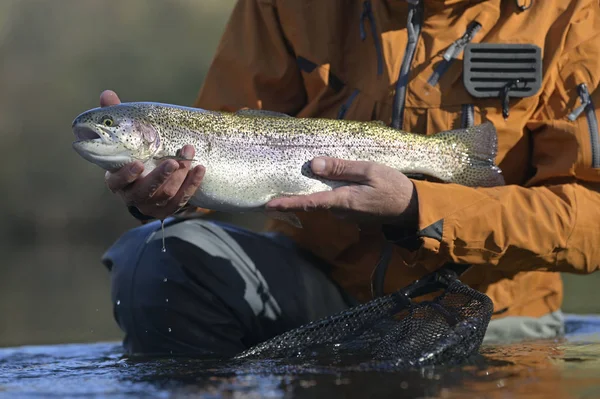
0,0,241,347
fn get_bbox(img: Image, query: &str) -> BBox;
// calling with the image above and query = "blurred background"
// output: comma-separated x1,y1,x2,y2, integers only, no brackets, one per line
0,0,598,348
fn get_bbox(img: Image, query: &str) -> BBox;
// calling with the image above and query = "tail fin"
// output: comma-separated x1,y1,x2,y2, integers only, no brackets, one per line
436,122,505,187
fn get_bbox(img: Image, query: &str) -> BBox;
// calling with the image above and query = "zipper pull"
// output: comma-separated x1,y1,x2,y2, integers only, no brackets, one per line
501,79,521,120
427,22,481,87
515,0,534,12
443,22,482,61
568,83,591,121
461,104,475,128
359,0,384,76
359,1,370,41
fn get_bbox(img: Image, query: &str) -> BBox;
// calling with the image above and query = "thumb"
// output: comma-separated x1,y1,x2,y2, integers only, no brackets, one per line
310,157,373,183
100,90,121,107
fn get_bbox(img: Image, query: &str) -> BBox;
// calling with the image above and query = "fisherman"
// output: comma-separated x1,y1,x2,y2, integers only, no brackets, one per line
100,0,600,356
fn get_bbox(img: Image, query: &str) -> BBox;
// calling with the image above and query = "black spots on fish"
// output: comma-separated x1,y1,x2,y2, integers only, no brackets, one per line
425,122,504,187
301,160,316,179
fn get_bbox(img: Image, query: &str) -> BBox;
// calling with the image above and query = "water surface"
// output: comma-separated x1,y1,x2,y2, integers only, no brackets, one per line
1,317,599,398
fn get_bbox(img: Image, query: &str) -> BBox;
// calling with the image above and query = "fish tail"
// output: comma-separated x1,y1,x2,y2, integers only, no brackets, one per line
438,122,505,187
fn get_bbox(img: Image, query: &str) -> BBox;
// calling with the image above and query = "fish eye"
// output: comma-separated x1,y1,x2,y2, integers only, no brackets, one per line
100,115,114,127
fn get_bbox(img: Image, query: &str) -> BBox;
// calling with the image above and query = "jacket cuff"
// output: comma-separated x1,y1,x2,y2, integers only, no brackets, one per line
127,204,207,225
382,179,489,271
128,205,155,222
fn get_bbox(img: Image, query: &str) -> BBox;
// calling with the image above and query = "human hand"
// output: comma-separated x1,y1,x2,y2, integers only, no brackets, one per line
266,157,419,227
100,90,205,220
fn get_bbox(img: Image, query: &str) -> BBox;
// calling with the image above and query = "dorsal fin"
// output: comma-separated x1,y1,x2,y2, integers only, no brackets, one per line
235,109,292,118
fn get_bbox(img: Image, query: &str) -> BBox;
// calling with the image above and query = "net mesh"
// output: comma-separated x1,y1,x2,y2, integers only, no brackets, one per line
234,268,493,370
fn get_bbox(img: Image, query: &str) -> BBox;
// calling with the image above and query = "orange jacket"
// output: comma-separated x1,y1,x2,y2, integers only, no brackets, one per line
193,0,600,319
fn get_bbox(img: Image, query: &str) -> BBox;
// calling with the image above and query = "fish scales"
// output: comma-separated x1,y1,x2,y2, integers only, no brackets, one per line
71,102,505,223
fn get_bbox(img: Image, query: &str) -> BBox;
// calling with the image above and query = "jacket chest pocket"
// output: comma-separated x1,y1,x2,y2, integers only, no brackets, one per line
529,66,600,185
295,55,380,121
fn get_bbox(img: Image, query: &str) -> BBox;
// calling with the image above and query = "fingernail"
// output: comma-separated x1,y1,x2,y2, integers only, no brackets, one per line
181,146,194,159
193,165,205,178
164,161,177,174
130,163,143,174
311,158,327,174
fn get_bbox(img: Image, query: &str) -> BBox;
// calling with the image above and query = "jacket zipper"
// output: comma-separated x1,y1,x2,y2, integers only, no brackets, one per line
427,22,482,87
568,83,600,168
337,88,360,119
391,0,424,130
360,1,383,76
461,104,474,128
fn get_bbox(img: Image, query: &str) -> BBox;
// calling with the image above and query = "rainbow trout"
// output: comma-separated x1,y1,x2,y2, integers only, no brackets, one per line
71,102,504,227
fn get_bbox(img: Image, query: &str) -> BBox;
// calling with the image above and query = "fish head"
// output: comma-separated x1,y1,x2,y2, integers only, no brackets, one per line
71,104,161,171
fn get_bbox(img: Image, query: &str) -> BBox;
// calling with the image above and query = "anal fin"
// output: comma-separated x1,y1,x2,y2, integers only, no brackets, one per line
265,211,303,228
154,155,194,162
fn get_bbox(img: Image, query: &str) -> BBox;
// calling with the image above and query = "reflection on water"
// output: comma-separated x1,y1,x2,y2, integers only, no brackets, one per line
1,334,599,398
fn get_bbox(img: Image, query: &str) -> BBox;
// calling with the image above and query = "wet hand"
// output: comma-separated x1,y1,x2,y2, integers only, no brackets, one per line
100,90,205,220
265,157,419,226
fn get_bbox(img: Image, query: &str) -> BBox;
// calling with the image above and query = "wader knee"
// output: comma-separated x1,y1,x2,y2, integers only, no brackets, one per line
101,218,249,357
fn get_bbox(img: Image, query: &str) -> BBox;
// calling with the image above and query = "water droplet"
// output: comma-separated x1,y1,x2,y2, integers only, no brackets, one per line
168,328,172,333
163,278,168,283
116,300,121,305
160,219,167,252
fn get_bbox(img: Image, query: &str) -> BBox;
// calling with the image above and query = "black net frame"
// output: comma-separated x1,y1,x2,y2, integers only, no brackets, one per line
234,264,494,370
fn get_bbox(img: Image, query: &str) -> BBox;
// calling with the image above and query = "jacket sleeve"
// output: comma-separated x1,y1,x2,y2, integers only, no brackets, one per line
393,16,600,275
192,0,306,114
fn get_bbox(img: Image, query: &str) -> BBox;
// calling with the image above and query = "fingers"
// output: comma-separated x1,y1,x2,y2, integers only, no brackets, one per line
176,165,206,207
266,156,375,212
130,159,180,205
107,145,200,218
143,145,195,204
176,144,195,166
310,157,374,183
154,165,206,216
136,164,205,219
100,90,121,107
105,161,144,192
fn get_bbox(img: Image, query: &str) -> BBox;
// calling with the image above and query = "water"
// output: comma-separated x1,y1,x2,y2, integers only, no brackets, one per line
1,319,599,398
160,219,166,253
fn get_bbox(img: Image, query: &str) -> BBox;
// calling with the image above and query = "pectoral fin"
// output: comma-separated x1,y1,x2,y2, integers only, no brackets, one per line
153,149,194,162
154,155,194,162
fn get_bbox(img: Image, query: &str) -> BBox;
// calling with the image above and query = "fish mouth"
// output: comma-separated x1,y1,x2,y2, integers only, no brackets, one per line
73,124,103,142
71,133,135,172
